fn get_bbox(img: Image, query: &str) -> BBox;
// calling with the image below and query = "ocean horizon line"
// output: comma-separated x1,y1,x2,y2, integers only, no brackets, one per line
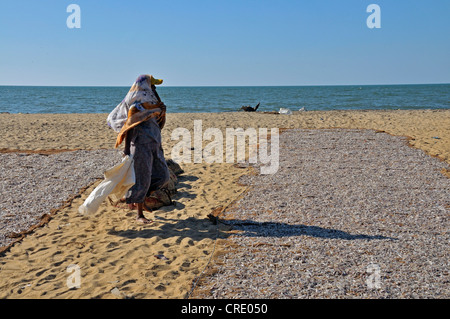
0,83,449,88
1,84,448,114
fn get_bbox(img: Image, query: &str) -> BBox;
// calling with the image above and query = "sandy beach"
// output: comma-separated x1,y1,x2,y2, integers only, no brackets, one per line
0,109,449,299
1,110,449,164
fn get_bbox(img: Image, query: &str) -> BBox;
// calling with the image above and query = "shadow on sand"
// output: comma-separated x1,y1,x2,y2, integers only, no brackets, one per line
225,219,396,241
109,216,396,242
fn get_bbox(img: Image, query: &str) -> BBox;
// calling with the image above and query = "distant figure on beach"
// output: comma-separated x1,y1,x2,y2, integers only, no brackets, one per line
107,74,170,224
241,102,260,112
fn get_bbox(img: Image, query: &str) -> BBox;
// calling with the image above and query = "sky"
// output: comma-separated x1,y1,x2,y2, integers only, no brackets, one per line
0,0,449,87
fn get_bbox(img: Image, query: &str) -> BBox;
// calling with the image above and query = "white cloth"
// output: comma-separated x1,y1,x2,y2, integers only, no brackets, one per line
78,155,135,215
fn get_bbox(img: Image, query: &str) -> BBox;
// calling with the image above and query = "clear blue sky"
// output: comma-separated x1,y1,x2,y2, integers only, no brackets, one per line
0,0,449,86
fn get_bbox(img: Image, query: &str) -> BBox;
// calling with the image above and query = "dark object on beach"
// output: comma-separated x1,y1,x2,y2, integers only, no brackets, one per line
241,102,260,112
166,158,184,175
207,213,219,225
143,159,183,210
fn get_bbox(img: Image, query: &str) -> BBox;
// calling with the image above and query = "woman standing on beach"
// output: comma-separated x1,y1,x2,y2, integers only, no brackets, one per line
108,74,170,224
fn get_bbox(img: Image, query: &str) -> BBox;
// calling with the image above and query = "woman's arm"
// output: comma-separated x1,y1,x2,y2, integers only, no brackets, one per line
158,112,166,130
140,101,166,129
123,128,132,156
158,103,166,130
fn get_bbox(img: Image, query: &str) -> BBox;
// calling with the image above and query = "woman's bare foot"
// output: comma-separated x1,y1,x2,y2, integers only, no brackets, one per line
136,216,153,224
136,203,153,224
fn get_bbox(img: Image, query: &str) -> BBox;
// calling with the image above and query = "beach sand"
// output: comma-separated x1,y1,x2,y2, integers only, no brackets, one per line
0,109,449,298
1,110,449,164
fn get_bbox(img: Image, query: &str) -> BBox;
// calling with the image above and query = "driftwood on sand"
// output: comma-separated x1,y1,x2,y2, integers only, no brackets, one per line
240,102,260,112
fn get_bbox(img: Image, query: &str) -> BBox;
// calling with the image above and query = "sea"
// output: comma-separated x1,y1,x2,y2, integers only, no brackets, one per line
0,84,448,114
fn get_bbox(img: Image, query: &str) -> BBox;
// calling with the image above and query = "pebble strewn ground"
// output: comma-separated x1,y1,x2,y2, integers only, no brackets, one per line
1,129,449,298
197,129,449,299
0,149,122,248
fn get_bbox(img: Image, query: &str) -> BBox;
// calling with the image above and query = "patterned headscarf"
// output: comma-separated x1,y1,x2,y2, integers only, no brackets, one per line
107,75,165,148
107,75,163,132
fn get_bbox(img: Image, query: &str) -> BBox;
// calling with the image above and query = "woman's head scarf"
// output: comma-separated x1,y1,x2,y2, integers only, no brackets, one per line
107,74,163,133
107,75,165,148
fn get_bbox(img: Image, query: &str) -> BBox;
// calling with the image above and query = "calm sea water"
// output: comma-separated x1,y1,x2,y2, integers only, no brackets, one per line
0,84,448,114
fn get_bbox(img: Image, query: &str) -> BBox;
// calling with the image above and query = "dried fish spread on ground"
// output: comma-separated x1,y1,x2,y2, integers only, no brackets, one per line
198,129,449,299
0,150,122,248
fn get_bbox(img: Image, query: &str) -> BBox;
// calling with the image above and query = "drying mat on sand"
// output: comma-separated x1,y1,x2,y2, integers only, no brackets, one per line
0,149,123,250
196,129,449,299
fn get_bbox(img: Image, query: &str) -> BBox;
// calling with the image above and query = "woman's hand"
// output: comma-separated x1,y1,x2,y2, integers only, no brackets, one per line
141,101,166,111
158,102,166,112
